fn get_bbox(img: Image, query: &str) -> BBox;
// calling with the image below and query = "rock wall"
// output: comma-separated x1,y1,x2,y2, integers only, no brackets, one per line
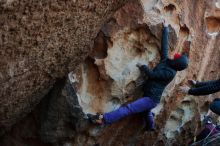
0,0,130,135
0,0,220,146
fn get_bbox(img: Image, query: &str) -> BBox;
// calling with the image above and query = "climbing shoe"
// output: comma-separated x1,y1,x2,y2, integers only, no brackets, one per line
87,113,104,125
143,112,155,132
202,115,212,125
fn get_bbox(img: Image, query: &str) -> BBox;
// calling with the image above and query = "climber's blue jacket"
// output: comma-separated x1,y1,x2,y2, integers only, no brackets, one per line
140,27,188,103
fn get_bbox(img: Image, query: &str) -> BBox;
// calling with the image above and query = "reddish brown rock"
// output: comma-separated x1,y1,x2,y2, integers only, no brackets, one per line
0,0,131,135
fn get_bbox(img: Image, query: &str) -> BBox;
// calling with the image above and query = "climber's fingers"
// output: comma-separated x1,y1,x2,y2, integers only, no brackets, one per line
178,86,190,94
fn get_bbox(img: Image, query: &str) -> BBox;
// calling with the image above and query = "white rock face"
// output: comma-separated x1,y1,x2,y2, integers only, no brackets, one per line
75,28,159,114
164,96,197,139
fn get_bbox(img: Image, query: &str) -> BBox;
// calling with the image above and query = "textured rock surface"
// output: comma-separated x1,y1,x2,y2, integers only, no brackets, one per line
0,0,130,135
0,0,220,146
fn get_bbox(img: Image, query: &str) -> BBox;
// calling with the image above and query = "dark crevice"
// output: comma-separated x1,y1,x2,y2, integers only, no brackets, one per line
91,31,108,59
164,4,176,13
180,24,190,36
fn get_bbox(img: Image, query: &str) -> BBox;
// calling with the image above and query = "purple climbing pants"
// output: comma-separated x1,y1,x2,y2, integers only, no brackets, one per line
103,97,158,128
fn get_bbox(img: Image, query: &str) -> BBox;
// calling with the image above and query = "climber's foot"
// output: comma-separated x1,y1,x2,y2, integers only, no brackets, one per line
87,113,104,125
203,115,212,125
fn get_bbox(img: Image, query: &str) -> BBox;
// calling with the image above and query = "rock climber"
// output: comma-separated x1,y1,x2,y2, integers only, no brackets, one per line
87,21,189,131
179,79,220,115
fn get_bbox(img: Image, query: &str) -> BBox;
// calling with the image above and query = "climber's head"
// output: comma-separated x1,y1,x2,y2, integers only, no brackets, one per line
209,99,220,115
168,53,189,71
173,53,181,60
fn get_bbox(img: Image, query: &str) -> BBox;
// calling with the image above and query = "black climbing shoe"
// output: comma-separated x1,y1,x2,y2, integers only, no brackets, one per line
143,112,155,132
87,113,104,125
202,115,212,125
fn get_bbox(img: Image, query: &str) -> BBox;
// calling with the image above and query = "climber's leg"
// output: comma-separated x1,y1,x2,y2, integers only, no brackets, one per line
144,111,155,131
103,97,158,124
